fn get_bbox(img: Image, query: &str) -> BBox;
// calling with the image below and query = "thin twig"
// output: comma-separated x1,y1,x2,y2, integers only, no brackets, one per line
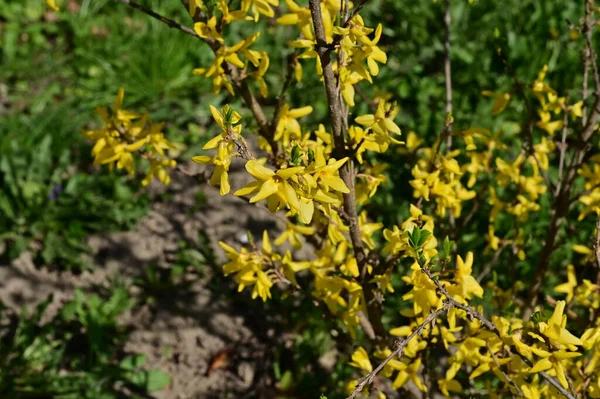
476,242,508,283
583,0,600,97
271,53,298,131
346,303,449,399
555,108,570,196
115,0,198,37
487,342,523,397
523,4,600,316
344,0,370,26
443,0,453,149
417,264,577,399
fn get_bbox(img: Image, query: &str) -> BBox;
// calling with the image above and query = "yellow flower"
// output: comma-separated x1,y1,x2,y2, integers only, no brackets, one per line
188,0,206,16
528,348,581,389
355,100,401,138
194,17,223,43
242,0,279,21
217,0,251,24
554,264,577,302
438,378,462,397
448,252,484,301
274,223,314,249
192,144,232,195
220,240,274,302
348,347,372,372
83,89,176,185
274,104,313,145
537,300,583,348
191,104,243,195
235,160,310,221
536,110,564,135
481,90,511,115
359,211,383,250
276,0,313,39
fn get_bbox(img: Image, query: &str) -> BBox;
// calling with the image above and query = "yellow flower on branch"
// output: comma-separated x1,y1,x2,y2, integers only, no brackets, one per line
355,100,401,138
217,0,251,24
83,89,177,185
481,90,511,115
191,104,244,195
554,265,577,302
276,0,313,38
234,160,309,220
349,347,372,372
274,104,313,145
194,17,223,43
242,0,279,21
537,300,583,348
219,239,274,302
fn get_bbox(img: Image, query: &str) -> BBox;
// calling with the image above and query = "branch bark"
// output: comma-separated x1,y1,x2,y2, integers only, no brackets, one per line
346,304,449,399
307,0,387,347
443,0,453,149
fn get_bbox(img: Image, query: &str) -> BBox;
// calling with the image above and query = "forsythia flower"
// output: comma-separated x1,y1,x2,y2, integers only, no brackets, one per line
274,104,313,146
220,233,275,301
192,105,244,195
554,264,577,302
83,89,177,186
355,100,401,139
242,0,279,20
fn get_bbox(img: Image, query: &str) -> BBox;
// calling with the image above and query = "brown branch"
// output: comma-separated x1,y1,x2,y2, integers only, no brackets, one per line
308,0,387,346
583,0,600,99
344,0,370,26
443,0,453,149
271,53,298,131
115,0,199,37
346,303,449,399
555,109,570,196
524,90,600,320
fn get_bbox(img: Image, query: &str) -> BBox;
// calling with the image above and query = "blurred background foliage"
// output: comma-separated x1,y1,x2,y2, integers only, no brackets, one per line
0,0,595,397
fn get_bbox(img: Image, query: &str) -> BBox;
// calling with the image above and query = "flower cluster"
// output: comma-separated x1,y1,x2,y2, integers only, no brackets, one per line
83,89,177,186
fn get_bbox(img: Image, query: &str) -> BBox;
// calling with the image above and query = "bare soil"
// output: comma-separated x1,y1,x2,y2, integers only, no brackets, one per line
0,160,290,399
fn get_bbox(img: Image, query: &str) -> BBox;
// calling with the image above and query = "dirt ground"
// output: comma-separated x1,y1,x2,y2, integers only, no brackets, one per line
0,159,291,399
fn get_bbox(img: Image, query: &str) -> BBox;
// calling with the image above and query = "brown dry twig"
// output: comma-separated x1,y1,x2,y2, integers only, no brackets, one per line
346,303,450,399
308,0,388,346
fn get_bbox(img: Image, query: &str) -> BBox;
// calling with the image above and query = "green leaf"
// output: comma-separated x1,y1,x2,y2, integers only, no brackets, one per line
120,354,146,371
145,370,171,392
418,230,431,247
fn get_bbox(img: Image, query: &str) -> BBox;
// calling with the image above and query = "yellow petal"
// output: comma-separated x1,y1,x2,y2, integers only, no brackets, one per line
191,155,212,164
287,106,313,119
246,160,275,180
220,170,230,195
528,358,552,373
250,179,278,203
355,114,375,126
